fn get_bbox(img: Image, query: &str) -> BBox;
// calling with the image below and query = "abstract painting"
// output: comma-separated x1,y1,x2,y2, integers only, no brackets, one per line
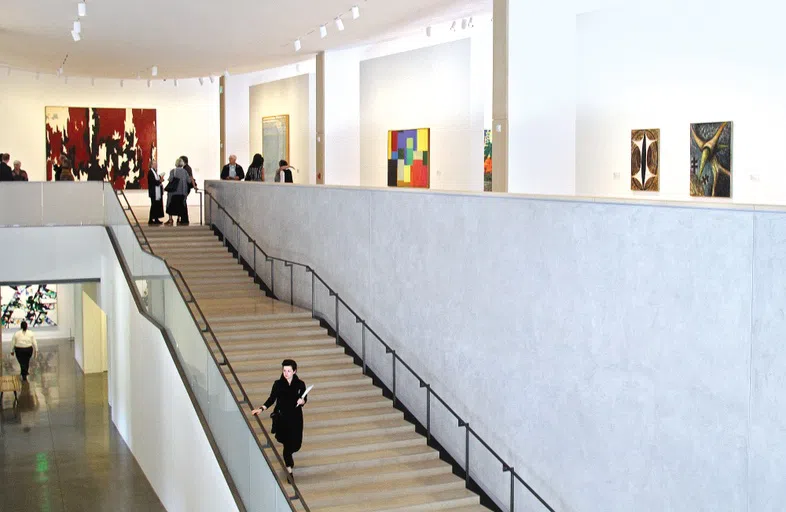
1,285,58,328
262,115,290,177
484,130,493,192
631,129,660,192
45,106,157,190
690,121,732,197
387,128,430,188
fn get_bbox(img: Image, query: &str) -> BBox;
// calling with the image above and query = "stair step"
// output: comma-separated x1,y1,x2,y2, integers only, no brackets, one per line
212,318,321,332
304,418,410,441
294,457,450,493
209,311,313,323
184,276,254,285
369,490,480,512
229,354,350,371
214,327,327,342
297,431,425,460
295,445,438,477
225,346,346,363
303,395,391,414
214,337,336,353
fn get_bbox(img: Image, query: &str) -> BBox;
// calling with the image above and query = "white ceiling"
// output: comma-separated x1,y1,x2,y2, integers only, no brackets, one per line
0,0,491,79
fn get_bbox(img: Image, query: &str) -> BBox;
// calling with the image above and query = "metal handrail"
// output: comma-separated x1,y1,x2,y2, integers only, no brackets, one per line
112,189,311,511
203,189,556,512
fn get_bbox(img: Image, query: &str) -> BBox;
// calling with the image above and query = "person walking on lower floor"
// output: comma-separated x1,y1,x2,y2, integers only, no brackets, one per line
252,359,307,483
11,321,37,382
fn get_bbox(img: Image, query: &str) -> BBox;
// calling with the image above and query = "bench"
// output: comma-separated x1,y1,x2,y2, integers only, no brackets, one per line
0,375,22,407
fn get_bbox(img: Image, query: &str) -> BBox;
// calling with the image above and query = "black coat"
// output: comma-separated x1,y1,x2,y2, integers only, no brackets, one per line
0,162,13,182
147,169,163,200
220,164,244,180
263,374,307,450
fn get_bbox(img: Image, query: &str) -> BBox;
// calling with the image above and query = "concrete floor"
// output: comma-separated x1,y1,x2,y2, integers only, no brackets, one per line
0,339,165,511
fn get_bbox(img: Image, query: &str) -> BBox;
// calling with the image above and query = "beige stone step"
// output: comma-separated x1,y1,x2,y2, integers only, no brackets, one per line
224,345,346,364
209,311,313,323
297,431,424,460
214,336,336,353
294,444,438,477
294,457,449,493
180,275,254,285
212,317,320,332
191,288,262,300
154,245,228,254
304,472,466,509
216,325,325,341
228,354,350,371
148,239,219,248
368,489,480,512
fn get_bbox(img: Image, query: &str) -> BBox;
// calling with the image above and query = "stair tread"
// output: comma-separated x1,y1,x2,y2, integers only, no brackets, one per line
318,488,479,512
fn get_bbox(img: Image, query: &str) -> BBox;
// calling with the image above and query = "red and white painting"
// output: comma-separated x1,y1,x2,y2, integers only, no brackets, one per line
45,106,157,190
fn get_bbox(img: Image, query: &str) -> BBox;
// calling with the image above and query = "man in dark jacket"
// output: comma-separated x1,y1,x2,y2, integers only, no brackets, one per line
0,153,14,181
220,155,244,180
276,160,294,183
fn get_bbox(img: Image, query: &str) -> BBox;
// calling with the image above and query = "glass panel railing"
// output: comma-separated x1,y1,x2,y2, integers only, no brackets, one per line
103,188,296,512
0,182,105,227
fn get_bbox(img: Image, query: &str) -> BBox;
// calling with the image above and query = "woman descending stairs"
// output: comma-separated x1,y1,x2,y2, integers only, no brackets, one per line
135,221,493,512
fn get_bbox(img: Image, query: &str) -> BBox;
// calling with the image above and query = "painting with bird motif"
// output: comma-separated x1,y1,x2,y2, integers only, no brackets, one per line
690,121,732,198
631,129,659,191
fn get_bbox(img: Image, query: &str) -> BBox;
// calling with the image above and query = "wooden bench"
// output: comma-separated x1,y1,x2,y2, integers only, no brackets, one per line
0,375,22,406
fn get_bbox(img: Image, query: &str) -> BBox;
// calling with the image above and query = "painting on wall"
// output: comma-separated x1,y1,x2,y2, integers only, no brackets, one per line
1,285,58,328
631,129,660,192
484,129,493,192
45,106,157,190
690,121,732,198
262,115,290,177
387,128,430,188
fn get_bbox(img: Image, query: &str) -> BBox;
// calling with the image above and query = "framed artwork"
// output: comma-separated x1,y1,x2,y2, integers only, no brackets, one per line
484,130,493,192
387,128,430,188
631,129,660,191
1,285,58,328
45,106,157,190
262,115,290,177
690,121,732,198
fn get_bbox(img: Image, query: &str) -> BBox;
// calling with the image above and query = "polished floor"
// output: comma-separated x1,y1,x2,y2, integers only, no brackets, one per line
0,339,165,511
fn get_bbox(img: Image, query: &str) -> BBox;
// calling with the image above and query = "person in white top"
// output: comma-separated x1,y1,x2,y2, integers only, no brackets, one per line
11,320,38,381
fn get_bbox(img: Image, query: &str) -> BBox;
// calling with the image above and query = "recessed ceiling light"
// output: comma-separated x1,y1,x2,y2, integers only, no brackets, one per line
335,17,344,31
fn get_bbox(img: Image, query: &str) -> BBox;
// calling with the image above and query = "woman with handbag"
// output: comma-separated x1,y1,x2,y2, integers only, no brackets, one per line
164,158,190,226
252,359,307,483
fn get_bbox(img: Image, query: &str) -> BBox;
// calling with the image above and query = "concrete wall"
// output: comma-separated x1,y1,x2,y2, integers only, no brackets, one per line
207,180,786,511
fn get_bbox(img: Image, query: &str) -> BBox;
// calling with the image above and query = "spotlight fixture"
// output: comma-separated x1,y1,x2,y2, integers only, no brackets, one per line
198,77,204,85
426,26,432,37
209,76,214,84
224,69,230,77
71,30,81,41
468,17,474,28
351,5,360,19
294,39,302,52
151,65,158,76
73,20,81,33
174,79,178,87
147,79,151,88
78,1,86,16
57,66,64,76
319,25,327,38
335,17,344,31
120,79,124,88
450,20,457,31
461,18,467,30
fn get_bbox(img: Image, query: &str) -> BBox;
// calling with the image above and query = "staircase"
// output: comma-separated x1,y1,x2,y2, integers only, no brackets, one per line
135,220,493,512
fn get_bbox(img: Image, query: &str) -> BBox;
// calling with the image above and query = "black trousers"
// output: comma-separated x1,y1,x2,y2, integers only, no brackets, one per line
283,444,295,468
14,347,33,378
179,196,190,223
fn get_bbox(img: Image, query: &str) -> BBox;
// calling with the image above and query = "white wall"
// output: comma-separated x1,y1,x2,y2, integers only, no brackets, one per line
359,37,486,191
249,75,315,183
0,72,220,189
208,181,786,512
324,48,363,186
224,60,316,172
576,0,786,205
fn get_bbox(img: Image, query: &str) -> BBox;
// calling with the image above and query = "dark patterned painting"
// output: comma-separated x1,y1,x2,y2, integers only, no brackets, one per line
1,285,58,328
631,129,660,191
690,121,732,198
45,106,157,190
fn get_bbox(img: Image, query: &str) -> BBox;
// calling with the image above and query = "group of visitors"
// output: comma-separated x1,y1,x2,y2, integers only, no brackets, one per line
220,154,295,183
0,153,29,181
147,156,197,226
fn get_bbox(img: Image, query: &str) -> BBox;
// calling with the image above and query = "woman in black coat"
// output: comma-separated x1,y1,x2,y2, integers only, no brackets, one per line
147,160,164,225
252,359,307,482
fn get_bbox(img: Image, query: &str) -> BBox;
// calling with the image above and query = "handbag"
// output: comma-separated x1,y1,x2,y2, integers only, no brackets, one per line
164,177,180,192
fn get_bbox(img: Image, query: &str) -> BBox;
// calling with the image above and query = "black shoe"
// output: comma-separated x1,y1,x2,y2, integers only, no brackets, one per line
154,219,163,224
148,221,156,225
177,221,190,226
286,472,294,485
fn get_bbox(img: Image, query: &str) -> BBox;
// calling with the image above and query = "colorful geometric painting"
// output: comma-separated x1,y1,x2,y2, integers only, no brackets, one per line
387,128,430,188
484,130,492,192
631,129,660,192
690,121,732,197
262,115,290,178
1,285,58,328
45,106,157,190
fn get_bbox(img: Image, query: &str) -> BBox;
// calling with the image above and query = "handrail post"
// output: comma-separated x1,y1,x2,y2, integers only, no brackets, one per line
335,294,339,341
289,263,294,306
310,271,315,318
465,425,470,489
361,323,366,375
510,468,515,511
426,384,431,443
270,259,275,295
392,352,397,405
252,243,256,281
200,191,203,226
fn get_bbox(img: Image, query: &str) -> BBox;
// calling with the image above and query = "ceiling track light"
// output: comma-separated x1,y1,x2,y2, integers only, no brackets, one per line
461,18,467,30
468,17,474,28
73,20,81,33
198,77,204,85
57,66,64,76
224,69,230,77
351,5,360,19
151,65,158,76
71,30,81,41
426,26,432,37
209,76,214,84
319,25,327,38
174,79,178,87
120,79,124,88
335,17,344,31
78,1,86,17
294,39,302,52
450,20,457,31
147,79,151,88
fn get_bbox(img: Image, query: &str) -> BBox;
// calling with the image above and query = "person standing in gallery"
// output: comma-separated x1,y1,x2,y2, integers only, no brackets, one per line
220,155,244,180
252,359,307,483
245,154,265,181
165,158,191,226
275,160,294,183
11,321,38,382
59,157,75,181
0,153,13,181
147,159,165,225
12,160,29,181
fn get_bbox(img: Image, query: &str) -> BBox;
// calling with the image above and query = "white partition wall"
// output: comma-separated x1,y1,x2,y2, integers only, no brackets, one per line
208,180,786,511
